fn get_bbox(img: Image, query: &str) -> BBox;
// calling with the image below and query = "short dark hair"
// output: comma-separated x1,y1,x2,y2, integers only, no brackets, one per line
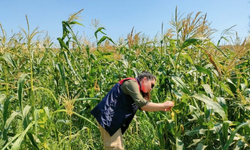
137,71,156,81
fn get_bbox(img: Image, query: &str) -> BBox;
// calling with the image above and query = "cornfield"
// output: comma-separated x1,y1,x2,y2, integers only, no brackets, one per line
1,8,250,150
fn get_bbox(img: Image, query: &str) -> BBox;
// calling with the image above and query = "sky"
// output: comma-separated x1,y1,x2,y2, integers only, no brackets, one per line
0,0,249,45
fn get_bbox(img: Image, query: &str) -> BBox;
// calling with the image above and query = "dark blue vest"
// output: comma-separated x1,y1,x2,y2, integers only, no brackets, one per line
91,78,141,136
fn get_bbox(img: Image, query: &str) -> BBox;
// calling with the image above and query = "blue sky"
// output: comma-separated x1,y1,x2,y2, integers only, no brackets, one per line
0,0,249,45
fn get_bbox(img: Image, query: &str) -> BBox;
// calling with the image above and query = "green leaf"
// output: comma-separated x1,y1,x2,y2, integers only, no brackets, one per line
3,111,21,140
61,21,70,40
2,96,13,140
57,37,70,52
18,74,28,112
1,53,17,68
106,36,115,44
185,128,208,136
223,122,250,150
226,78,237,95
97,36,108,45
181,53,194,64
196,143,207,150
73,112,98,128
176,138,184,150
4,111,21,129
11,121,35,150
57,63,66,92
63,51,81,82
86,45,90,58
56,119,71,125
187,138,203,148
195,65,212,77
33,87,59,108
209,41,228,57
74,98,100,102
94,27,106,39
2,133,21,150
172,76,191,95
181,38,201,49
44,107,51,119
90,53,96,60
21,105,39,149
69,21,84,26
219,121,230,147
172,102,187,114
216,97,227,115
220,82,235,97
193,94,227,120
0,94,6,104
22,105,31,121
3,96,13,125
202,84,213,98
195,65,214,91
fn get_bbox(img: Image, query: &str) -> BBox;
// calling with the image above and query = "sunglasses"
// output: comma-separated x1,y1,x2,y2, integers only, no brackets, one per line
151,83,155,89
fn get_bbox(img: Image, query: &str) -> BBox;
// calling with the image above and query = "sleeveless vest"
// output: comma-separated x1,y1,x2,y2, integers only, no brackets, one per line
91,78,141,136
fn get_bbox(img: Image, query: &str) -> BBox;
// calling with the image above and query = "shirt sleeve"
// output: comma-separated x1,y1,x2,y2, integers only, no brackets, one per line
120,80,148,108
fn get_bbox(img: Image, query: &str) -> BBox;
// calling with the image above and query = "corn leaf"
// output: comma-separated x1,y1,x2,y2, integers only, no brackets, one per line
97,36,108,46
63,51,81,82
3,96,13,126
3,111,21,140
1,53,17,68
69,21,84,26
94,27,106,39
193,94,227,120
181,38,201,49
196,143,207,150
1,133,21,150
172,76,191,95
22,105,31,121
11,121,35,150
18,74,28,112
220,82,235,97
223,122,250,150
